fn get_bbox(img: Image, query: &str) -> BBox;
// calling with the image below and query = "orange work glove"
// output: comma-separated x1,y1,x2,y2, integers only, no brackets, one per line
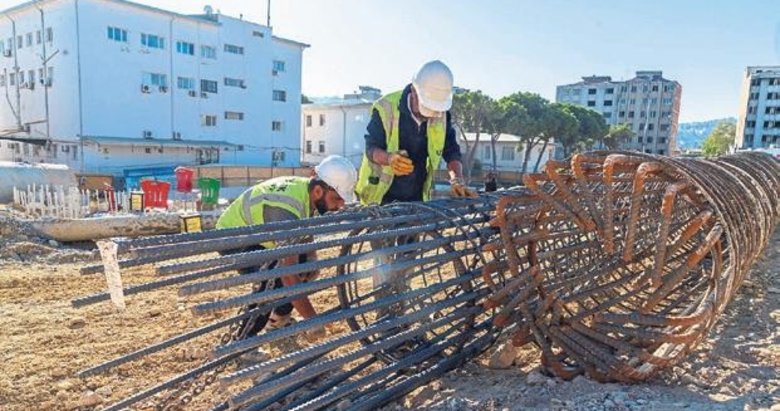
450,177,478,198
388,150,414,176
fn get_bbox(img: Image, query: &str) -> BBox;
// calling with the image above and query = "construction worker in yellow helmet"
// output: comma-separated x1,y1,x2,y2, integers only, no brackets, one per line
216,155,357,343
356,60,477,205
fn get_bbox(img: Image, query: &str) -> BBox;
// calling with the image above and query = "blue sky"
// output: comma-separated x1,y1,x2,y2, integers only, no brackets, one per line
9,0,780,122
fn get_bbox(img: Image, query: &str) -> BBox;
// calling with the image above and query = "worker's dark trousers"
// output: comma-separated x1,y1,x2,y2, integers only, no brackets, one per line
219,245,306,339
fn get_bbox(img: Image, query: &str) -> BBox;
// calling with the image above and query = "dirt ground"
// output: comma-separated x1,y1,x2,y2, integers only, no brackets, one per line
0,228,778,410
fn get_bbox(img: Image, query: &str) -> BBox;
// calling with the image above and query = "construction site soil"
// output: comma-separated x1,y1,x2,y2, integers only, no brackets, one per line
0,229,778,411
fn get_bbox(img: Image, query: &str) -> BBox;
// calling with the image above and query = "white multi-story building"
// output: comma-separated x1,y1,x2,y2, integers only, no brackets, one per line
301,86,380,167
556,71,682,156
0,0,307,178
460,132,557,174
736,66,780,149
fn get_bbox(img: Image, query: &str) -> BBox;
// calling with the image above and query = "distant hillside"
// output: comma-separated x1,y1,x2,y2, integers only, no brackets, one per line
677,118,736,149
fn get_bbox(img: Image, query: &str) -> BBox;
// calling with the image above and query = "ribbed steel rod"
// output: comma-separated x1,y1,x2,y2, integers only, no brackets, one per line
212,269,482,358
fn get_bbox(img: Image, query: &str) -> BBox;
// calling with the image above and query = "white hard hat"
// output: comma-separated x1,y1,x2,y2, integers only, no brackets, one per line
314,155,357,203
411,60,454,116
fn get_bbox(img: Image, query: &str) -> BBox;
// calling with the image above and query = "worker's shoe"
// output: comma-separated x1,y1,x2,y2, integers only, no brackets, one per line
266,312,295,331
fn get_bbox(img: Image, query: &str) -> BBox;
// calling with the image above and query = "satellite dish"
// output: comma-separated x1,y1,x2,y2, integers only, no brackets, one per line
204,5,213,15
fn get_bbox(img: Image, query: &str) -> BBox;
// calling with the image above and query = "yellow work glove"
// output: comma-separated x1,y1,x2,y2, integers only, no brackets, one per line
450,177,478,198
388,150,414,176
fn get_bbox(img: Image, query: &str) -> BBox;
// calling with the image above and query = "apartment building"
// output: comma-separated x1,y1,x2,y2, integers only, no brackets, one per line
735,66,780,149
0,0,307,176
556,71,682,156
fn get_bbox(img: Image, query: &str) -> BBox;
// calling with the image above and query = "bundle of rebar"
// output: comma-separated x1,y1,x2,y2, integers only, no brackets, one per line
74,195,509,410
71,151,780,410
487,151,780,382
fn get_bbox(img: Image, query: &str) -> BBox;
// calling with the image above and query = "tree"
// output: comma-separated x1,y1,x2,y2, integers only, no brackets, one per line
604,123,634,150
451,90,498,182
301,94,313,104
498,92,547,174
701,121,736,156
532,103,578,171
556,104,608,158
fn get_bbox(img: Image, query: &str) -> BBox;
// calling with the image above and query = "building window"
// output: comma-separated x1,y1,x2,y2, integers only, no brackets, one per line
647,137,653,143
107,27,127,42
638,136,643,143
9,73,15,86
224,77,246,88
46,27,53,42
658,149,665,155
19,71,24,84
305,140,312,154
603,112,612,119
659,137,667,144
620,86,627,92
500,146,515,161
201,79,218,93
272,90,287,102
176,41,195,55
200,45,216,59
650,111,657,118
225,111,245,120
36,30,41,44
630,86,637,92
17,35,22,49
144,147,152,154
252,30,265,37
662,98,673,105
25,33,32,47
177,77,195,90
587,88,596,95
27,69,35,85
143,72,167,87
629,98,636,105
618,111,625,117
605,88,614,94
318,141,325,153
628,111,634,118
271,120,283,131
660,124,670,131
272,60,286,73
201,115,217,127
305,115,313,127
587,101,596,107
224,44,244,54
604,100,613,106
0,74,4,87
141,33,165,49
319,114,326,126
651,85,659,92
483,145,491,160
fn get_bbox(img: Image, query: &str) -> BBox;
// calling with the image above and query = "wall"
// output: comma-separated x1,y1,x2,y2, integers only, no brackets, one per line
301,103,371,167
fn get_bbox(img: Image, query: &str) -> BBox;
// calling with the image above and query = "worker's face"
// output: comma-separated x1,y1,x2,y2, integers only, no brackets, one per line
312,186,345,215
410,87,442,120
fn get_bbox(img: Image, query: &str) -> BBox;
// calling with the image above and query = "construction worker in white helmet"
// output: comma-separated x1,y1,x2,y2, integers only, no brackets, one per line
357,61,477,327
356,60,477,205
216,155,357,342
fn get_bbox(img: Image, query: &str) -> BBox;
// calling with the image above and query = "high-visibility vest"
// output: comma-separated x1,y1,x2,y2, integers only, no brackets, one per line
216,176,310,248
356,90,446,205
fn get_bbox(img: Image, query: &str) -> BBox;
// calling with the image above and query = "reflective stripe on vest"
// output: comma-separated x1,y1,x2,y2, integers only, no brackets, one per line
241,191,306,225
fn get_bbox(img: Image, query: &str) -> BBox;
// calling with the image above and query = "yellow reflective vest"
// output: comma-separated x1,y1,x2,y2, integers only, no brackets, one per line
216,176,310,248
356,90,446,205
